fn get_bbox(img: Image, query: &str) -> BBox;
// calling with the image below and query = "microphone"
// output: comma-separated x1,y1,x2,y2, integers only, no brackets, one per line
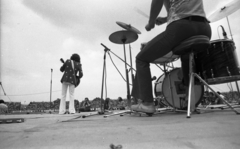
101,43,110,51
220,25,228,39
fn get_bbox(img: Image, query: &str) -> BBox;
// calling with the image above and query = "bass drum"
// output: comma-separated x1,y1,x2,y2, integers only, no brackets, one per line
154,68,204,110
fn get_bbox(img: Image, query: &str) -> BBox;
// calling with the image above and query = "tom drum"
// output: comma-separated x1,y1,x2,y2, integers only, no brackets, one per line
195,39,240,84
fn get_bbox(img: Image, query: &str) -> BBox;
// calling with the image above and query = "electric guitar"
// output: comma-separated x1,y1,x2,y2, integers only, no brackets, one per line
60,58,80,87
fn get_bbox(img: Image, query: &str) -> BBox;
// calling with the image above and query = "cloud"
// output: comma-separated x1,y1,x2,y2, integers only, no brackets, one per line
22,0,84,28
21,0,148,42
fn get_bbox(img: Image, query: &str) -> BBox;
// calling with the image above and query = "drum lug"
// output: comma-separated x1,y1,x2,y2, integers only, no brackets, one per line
221,42,224,51
226,66,231,76
207,49,209,55
211,69,214,78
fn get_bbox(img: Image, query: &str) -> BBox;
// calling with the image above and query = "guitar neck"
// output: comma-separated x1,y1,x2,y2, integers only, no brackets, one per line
60,58,65,63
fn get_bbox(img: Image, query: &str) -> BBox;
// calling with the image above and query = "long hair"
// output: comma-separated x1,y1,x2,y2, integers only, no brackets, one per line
70,53,80,63
0,99,5,104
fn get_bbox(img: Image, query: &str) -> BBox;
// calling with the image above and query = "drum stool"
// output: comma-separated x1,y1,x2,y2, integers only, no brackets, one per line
172,35,240,118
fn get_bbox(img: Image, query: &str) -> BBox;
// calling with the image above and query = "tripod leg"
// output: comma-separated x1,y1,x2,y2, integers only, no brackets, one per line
194,74,240,115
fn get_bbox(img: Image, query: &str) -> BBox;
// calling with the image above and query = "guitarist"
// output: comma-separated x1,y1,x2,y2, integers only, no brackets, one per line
59,53,83,114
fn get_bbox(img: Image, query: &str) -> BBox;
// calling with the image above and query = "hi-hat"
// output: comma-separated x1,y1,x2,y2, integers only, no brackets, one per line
109,30,138,44
208,0,240,22
116,21,141,34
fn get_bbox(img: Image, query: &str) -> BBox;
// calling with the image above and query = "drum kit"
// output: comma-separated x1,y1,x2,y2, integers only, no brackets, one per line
102,0,240,117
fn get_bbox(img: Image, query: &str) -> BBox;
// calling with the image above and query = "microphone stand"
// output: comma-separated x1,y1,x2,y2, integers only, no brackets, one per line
99,48,109,114
122,38,131,109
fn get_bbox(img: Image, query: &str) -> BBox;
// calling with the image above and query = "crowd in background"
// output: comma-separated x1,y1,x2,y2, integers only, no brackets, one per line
0,97,128,114
1,92,239,114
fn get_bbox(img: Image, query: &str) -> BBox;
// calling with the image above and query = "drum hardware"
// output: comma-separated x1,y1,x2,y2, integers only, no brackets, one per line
187,72,240,116
227,67,231,76
109,30,138,109
102,21,153,118
171,36,240,118
208,0,240,95
195,39,240,85
115,21,140,85
166,35,239,118
154,68,202,112
97,42,140,118
211,69,214,79
208,0,240,24
116,21,141,34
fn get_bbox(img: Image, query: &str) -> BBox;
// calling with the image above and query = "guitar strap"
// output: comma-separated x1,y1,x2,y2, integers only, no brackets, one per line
71,60,77,87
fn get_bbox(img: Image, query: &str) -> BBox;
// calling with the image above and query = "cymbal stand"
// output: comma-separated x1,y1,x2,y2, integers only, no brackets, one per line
122,39,131,109
225,16,240,102
129,44,135,86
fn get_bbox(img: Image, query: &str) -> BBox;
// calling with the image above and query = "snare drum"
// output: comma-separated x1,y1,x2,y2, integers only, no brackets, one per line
141,42,179,65
154,68,203,110
195,39,240,85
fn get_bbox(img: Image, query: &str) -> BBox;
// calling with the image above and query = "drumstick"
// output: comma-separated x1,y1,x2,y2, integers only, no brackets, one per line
134,7,149,19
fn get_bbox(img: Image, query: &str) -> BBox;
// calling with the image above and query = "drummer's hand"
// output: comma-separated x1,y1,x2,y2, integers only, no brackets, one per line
145,21,155,31
155,17,167,25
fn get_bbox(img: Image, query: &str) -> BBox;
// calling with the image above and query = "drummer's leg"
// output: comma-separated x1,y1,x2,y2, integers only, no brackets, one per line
135,22,188,103
132,20,211,113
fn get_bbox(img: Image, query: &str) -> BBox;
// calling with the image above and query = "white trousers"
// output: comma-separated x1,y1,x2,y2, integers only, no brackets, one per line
59,82,76,114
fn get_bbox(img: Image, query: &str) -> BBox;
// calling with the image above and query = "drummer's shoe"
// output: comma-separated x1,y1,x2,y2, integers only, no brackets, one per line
131,102,156,113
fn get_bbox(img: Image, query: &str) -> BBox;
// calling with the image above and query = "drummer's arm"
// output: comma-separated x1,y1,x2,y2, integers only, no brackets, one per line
155,0,169,24
148,0,164,25
163,0,170,14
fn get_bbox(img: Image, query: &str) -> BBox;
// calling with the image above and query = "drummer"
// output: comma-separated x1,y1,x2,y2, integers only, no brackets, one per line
131,0,212,114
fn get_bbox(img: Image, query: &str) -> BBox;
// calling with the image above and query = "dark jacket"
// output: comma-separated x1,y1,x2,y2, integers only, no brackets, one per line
60,59,83,86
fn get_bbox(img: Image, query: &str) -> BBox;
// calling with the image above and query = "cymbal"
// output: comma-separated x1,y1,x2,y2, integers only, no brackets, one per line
208,0,240,22
116,21,141,34
109,30,138,44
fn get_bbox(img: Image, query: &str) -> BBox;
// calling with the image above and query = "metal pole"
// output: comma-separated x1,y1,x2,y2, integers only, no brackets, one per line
122,40,131,109
226,16,240,100
50,69,53,110
129,44,135,86
100,49,108,114
226,16,233,40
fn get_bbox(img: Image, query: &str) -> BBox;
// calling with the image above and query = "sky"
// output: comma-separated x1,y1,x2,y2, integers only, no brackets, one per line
1,0,240,104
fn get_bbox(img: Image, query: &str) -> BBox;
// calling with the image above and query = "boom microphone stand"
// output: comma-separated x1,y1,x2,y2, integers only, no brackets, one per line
99,44,110,114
